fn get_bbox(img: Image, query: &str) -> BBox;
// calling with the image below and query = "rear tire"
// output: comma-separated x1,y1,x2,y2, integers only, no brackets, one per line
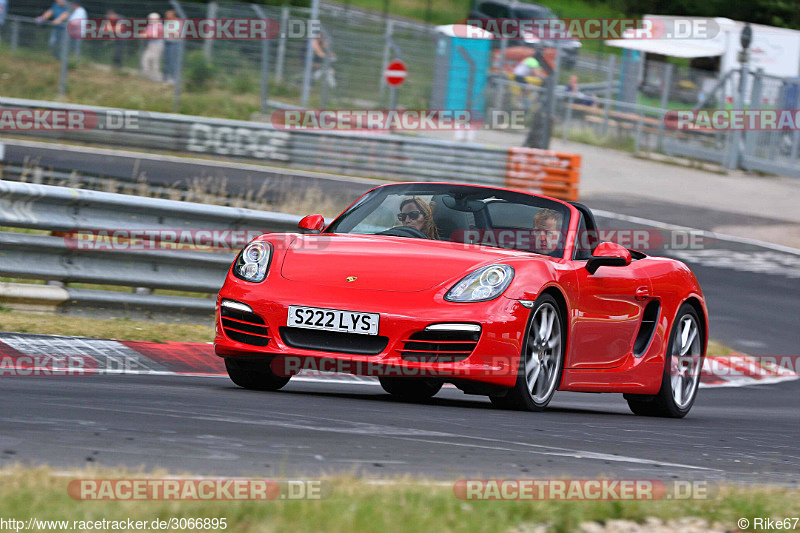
379,377,442,401
626,303,704,418
225,358,291,391
491,294,565,411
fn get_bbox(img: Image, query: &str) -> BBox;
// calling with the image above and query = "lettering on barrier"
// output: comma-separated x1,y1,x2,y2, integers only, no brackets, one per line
186,123,289,160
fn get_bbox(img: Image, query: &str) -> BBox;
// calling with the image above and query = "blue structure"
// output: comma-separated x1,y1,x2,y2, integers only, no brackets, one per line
430,25,493,113
780,77,800,109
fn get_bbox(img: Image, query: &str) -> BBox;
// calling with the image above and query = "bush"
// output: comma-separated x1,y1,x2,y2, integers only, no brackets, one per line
228,73,257,95
183,51,216,91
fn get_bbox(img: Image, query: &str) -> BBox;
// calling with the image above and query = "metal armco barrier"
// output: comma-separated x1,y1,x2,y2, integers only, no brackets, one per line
0,96,581,201
0,180,304,318
0,180,301,234
0,231,233,293
505,148,581,202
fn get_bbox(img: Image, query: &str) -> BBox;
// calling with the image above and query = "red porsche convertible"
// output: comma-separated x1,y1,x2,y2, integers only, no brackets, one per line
215,183,708,417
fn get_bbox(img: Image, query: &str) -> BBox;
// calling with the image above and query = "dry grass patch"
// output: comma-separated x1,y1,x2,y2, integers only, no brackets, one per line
0,466,798,533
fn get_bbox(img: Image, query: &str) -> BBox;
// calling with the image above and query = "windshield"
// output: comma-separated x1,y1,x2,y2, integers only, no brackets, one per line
326,183,571,257
511,6,556,19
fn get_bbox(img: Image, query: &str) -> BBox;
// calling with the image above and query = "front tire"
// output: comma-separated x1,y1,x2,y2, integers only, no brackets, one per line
626,303,704,418
379,377,442,401
225,357,291,391
491,294,565,411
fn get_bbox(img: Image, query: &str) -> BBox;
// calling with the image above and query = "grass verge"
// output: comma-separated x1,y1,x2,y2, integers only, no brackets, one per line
0,466,797,533
0,310,214,343
0,46,285,121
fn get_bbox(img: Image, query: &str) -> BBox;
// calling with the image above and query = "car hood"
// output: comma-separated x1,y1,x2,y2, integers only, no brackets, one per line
279,234,524,292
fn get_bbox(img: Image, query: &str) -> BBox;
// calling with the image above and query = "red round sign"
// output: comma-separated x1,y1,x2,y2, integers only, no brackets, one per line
384,60,407,87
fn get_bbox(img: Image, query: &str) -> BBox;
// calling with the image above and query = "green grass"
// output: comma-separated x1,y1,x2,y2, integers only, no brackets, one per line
0,466,798,532
0,45,291,121
0,311,214,343
556,125,638,152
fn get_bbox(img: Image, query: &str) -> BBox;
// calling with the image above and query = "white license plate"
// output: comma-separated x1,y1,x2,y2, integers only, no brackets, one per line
287,306,379,336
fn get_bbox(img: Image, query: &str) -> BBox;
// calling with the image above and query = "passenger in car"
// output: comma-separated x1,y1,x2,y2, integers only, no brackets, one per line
397,197,440,240
533,208,563,253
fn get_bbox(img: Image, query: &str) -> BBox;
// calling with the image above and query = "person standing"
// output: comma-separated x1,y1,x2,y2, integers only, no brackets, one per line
311,32,336,89
162,10,180,84
66,2,88,58
102,10,125,69
35,0,70,58
0,0,8,41
140,12,164,82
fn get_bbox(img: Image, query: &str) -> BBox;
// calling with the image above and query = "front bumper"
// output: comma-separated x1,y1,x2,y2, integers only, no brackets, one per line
214,275,530,387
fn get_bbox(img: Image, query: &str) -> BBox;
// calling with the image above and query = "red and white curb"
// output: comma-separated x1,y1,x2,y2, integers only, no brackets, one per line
0,332,796,388
699,354,800,388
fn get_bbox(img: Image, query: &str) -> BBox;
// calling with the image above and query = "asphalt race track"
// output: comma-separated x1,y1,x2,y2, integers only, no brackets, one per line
1,375,798,483
2,209,798,483
1,144,799,483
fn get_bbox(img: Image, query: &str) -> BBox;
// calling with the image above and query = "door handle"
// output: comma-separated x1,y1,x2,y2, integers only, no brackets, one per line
635,286,650,301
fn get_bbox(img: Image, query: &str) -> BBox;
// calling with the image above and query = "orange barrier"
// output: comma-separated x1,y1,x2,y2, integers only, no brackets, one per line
505,147,581,202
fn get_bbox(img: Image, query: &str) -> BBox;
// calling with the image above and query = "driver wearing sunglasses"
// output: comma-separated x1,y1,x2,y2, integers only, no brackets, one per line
397,197,440,239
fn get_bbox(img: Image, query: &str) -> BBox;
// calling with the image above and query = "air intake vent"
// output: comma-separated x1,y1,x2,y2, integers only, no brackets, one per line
399,330,480,363
221,306,270,347
279,327,389,355
633,300,660,357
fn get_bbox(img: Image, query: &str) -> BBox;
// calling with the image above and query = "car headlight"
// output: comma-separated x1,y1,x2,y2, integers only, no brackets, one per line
233,241,272,283
445,264,514,302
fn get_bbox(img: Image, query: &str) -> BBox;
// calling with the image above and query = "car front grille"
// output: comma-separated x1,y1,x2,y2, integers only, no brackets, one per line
221,306,270,347
399,330,480,363
279,327,389,355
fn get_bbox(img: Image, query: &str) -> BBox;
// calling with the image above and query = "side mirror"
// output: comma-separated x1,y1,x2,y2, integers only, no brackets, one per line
586,242,632,275
298,214,325,234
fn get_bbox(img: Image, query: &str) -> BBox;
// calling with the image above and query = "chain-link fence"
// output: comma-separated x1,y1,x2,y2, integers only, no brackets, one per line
2,0,442,112
740,73,800,176
4,1,689,115
3,3,800,176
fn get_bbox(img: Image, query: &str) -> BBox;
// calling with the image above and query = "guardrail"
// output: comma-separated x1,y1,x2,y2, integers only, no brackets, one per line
0,138,377,208
0,180,303,319
0,96,581,201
